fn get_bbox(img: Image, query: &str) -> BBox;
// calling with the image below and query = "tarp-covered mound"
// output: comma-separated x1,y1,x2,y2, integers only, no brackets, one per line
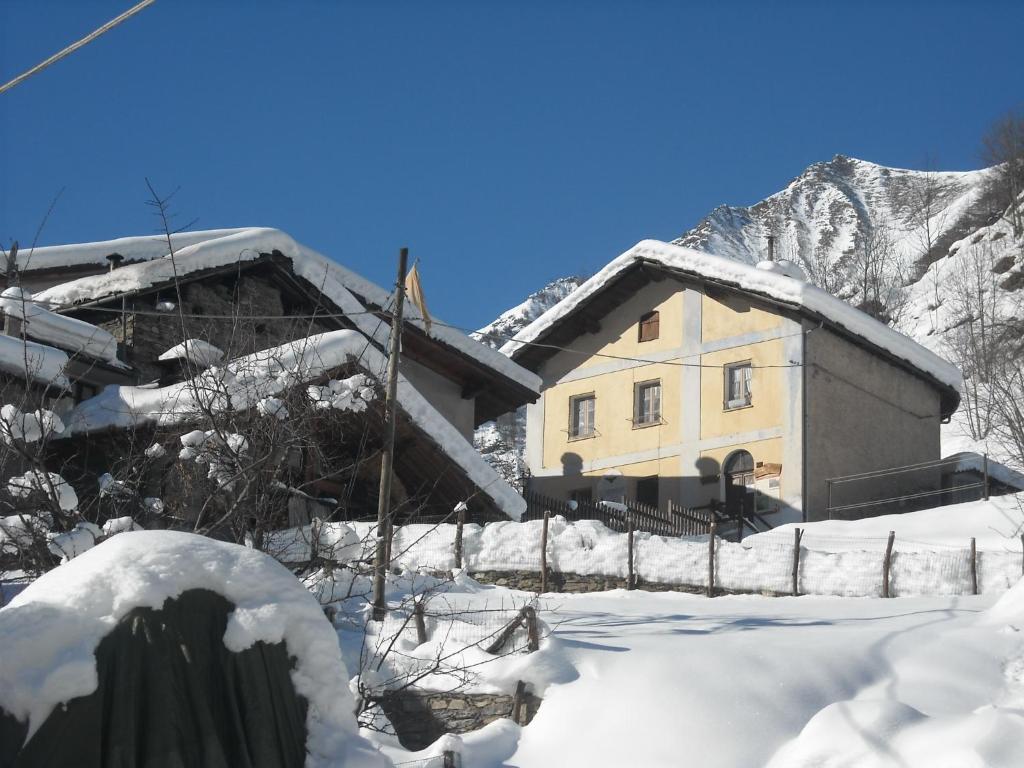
0,531,389,768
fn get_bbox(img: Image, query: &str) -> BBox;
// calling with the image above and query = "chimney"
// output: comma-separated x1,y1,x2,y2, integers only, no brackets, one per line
767,234,776,262
107,253,124,271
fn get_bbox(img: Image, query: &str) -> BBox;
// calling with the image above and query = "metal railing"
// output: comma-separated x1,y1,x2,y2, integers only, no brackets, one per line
825,455,991,520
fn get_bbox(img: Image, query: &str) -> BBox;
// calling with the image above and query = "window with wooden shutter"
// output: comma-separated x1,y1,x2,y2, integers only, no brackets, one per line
638,311,660,342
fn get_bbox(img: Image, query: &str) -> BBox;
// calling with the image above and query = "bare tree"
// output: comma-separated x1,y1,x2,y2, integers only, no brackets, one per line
946,244,1002,441
849,223,909,327
981,108,1024,237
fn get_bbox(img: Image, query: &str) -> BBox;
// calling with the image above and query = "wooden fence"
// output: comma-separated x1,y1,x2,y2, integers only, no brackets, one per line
522,490,714,538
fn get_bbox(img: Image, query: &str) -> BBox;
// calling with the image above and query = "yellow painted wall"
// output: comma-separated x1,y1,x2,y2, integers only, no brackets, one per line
542,362,681,470
574,290,683,371
699,338,787,439
701,291,782,343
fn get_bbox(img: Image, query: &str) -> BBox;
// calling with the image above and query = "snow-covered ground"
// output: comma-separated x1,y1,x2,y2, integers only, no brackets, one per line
364,583,1024,768
752,494,1024,552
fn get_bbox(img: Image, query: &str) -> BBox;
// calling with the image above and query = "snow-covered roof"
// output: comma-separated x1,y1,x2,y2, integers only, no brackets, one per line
0,288,122,367
65,329,526,520
0,334,70,389
503,239,962,395
0,531,387,766
157,339,225,367
33,228,541,395
14,228,249,272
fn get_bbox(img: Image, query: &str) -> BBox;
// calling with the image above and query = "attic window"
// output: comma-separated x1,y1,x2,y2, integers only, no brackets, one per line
638,311,660,342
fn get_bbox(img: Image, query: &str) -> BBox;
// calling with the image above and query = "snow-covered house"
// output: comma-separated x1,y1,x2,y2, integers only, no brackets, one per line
504,239,963,526
0,286,135,409
9,228,540,525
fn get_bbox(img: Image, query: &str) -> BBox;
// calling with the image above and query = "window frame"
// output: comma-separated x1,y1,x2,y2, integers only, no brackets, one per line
723,361,753,410
638,310,660,343
568,392,597,440
633,378,663,427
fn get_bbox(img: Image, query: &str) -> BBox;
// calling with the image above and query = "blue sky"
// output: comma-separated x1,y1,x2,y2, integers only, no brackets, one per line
1,1,1021,332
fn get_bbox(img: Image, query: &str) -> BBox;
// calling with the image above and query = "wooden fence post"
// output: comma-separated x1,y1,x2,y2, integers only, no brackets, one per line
970,537,978,595
442,749,457,768
524,606,540,652
540,510,550,594
791,528,803,597
454,503,466,570
882,531,895,598
413,599,427,646
511,680,527,725
983,454,990,501
707,520,717,598
627,516,635,590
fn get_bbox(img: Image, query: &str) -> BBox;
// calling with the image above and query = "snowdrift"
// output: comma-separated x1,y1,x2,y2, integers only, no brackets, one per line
0,531,388,768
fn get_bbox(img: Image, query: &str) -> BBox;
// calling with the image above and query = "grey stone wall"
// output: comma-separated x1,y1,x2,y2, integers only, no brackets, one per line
804,327,944,521
99,273,334,383
376,690,541,751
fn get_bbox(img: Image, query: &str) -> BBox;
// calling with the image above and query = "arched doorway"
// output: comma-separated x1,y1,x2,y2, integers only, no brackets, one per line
724,450,755,540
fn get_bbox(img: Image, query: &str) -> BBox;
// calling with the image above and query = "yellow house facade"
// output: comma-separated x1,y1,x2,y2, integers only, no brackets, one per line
505,240,961,525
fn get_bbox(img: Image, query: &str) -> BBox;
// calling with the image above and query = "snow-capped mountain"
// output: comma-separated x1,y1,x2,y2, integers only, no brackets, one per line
472,276,586,487
473,276,586,350
475,154,1023,477
674,155,993,282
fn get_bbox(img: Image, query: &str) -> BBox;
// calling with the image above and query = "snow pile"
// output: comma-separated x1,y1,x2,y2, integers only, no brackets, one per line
265,521,362,565
308,372,377,413
0,287,121,366
7,470,78,511
100,516,142,536
46,521,101,561
157,338,225,367
0,514,49,555
65,330,525,520
755,494,1024,552
0,334,69,388
504,238,962,395
257,396,288,420
768,699,1024,768
0,531,388,767
0,405,64,444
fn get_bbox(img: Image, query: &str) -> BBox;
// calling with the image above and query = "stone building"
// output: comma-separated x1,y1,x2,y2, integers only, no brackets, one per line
3,228,540,530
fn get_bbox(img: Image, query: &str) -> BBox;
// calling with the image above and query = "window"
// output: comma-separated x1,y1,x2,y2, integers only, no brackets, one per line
724,362,753,409
74,382,99,404
569,394,596,439
636,476,659,507
638,311,660,342
634,380,662,426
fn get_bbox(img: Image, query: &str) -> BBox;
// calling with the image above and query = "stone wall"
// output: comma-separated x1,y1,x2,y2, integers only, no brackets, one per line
469,569,702,594
375,690,542,751
99,272,335,383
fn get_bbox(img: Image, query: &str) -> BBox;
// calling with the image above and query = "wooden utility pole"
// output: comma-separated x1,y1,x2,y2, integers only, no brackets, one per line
371,247,409,621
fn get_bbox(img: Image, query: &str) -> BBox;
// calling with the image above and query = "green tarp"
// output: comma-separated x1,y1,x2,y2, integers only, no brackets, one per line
1,588,308,768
